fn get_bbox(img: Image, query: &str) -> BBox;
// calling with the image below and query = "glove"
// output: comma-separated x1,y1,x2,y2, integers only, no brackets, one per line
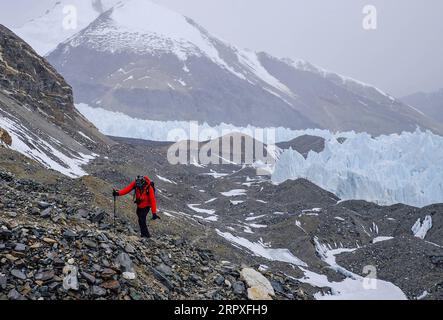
152,214,160,221
113,189,119,197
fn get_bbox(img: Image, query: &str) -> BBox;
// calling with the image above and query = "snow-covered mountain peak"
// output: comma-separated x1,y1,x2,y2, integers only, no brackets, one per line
13,0,121,55
60,0,293,96
81,0,223,62
111,0,202,40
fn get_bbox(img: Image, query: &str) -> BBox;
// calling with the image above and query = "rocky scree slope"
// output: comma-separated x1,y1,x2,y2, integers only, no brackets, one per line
84,136,443,300
0,149,309,300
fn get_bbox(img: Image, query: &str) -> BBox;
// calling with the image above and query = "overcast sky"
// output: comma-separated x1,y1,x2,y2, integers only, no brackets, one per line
1,0,442,97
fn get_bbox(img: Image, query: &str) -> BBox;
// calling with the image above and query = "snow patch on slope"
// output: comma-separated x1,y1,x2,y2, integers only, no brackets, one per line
298,238,407,300
216,229,307,267
221,189,247,197
411,216,432,239
0,114,95,178
187,204,216,215
373,236,394,244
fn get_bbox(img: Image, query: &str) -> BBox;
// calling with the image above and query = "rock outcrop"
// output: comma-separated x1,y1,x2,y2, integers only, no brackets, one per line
0,127,11,146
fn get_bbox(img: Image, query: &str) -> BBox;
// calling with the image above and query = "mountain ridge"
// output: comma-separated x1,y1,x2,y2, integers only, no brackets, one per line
401,89,443,124
11,0,437,135
0,24,111,177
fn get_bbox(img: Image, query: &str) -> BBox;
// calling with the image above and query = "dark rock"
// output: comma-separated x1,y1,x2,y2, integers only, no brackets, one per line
151,267,174,291
101,268,117,279
90,210,105,223
63,229,77,240
156,263,173,277
76,209,89,218
48,282,59,291
214,274,225,286
189,274,201,283
81,272,96,284
102,280,120,291
430,256,443,266
0,274,6,289
8,288,25,300
37,202,51,210
30,207,40,216
8,212,17,218
125,244,135,254
11,269,26,280
232,281,246,295
53,258,65,267
92,285,107,297
35,270,55,282
14,243,27,252
0,229,12,240
174,238,185,246
270,280,285,294
92,264,102,272
160,251,171,265
129,288,142,300
40,208,52,218
83,239,97,248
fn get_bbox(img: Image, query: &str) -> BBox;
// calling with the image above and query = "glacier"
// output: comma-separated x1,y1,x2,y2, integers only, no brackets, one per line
75,103,332,143
76,103,443,207
272,129,443,207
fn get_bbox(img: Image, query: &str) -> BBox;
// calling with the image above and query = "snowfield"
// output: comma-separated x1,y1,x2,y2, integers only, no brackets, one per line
297,238,407,300
14,0,121,56
216,229,307,267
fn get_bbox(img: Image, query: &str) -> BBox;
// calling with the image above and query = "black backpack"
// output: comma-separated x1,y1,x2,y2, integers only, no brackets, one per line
133,176,156,204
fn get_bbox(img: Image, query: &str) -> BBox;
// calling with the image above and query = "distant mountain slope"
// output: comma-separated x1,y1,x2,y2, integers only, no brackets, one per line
401,89,443,124
16,0,443,135
0,25,111,177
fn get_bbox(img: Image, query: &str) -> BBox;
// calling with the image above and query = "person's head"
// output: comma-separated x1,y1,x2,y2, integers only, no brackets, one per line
135,175,146,190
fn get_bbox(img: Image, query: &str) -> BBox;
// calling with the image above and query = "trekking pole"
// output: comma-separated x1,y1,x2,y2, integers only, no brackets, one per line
113,195,117,233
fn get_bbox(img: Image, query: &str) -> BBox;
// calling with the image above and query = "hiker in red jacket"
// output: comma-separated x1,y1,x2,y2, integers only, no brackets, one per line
113,176,159,238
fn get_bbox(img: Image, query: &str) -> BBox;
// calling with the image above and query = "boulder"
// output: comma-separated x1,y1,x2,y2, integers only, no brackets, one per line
62,265,79,291
247,286,273,301
115,252,135,274
240,268,275,300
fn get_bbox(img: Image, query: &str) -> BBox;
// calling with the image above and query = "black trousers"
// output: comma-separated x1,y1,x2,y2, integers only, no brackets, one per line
136,207,151,238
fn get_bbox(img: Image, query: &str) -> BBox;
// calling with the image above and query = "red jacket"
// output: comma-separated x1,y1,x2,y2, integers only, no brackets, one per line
118,176,157,213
